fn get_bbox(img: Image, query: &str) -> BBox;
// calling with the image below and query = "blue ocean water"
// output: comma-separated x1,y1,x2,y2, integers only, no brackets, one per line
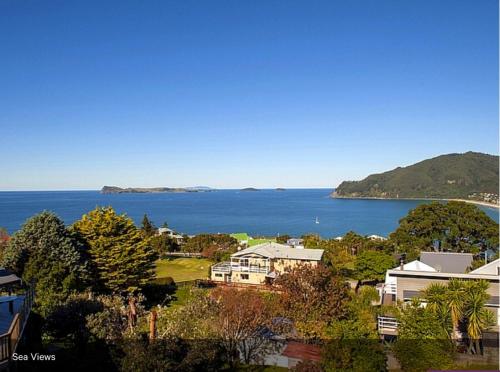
0,190,498,237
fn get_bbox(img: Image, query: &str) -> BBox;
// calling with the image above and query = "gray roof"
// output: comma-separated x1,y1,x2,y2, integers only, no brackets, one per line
0,268,21,286
232,242,324,261
420,252,473,274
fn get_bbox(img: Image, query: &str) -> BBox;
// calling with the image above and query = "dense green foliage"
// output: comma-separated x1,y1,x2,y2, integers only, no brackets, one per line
394,300,454,372
354,250,395,283
2,212,88,315
182,233,238,260
422,279,495,354
394,279,495,370
323,286,386,371
274,264,350,338
275,234,291,244
140,214,156,237
390,201,499,258
334,152,499,199
149,234,180,256
322,339,386,372
120,338,225,372
73,207,157,293
0,227,9,263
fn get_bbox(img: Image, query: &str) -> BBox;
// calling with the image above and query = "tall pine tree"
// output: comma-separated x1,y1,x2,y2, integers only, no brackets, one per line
141,214,156,237
73,207,156,293
2,212,88,316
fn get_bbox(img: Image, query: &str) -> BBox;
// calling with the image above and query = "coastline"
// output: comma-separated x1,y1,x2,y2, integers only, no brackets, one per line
331,195,500,209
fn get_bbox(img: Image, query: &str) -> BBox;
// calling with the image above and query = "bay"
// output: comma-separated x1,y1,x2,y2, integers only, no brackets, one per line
0,189,498,237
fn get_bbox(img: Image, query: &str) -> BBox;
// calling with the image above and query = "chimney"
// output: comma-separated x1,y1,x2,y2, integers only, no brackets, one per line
400,257,404,270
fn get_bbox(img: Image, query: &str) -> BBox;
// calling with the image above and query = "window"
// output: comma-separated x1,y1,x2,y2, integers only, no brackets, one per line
241,274,249,280
215,273,222,277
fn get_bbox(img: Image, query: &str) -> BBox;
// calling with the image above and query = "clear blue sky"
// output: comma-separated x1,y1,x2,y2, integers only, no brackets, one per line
0,0,498,190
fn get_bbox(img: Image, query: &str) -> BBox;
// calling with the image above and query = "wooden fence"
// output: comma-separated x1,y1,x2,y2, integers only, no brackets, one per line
163,252,202,258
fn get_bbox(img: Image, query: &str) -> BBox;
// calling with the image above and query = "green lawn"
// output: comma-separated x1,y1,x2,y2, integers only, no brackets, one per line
248,238,276,246
230,233,275,247
168,286,195,307
230,232,250,241
155,257,212,282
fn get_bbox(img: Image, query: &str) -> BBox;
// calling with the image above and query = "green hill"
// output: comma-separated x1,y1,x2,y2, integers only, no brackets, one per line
332,152,499,203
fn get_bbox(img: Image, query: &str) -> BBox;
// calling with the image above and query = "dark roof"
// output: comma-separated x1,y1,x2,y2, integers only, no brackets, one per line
420,252,473,274
0,268,21,286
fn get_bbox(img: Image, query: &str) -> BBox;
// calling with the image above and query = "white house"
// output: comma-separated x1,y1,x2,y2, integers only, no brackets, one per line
380,260,436,300
211,242,324,285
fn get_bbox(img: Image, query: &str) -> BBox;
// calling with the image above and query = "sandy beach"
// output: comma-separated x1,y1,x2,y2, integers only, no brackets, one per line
331,195,500,209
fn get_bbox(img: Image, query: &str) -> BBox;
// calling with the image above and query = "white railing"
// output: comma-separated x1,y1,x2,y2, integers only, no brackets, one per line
383,282,397,295
211,262,269,274
233,265,269,273
212,262,231,273
377,316,398,331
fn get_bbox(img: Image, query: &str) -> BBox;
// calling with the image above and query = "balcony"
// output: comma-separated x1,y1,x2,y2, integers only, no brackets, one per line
383,282,397,295
212,262,269,274
0,285,35,363
234,265,269,273
212,262,231,273
377,316,398,336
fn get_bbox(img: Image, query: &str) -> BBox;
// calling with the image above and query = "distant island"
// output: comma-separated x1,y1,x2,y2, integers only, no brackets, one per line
276,188,286,191
101,186,215,194
332,152,499,206
240,188,260,192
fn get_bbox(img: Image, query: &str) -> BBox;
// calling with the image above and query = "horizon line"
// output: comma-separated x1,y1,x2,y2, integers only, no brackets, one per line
0,187,336,192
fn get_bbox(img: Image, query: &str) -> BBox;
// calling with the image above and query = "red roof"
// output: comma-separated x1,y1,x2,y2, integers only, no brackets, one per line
282,341,321,362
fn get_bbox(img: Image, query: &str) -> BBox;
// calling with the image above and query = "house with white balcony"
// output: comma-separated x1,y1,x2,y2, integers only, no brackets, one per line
158,227,184,244
378,256,500,337
378,259,437,304
210,242,324,285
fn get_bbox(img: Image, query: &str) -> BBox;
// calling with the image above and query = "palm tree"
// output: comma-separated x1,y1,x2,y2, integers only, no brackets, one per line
422,279,494,354
446,279,466,341
463,280,494,354
422,283,452,337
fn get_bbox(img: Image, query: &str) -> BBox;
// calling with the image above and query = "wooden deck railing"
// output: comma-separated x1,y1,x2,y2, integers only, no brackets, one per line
0,286,35,363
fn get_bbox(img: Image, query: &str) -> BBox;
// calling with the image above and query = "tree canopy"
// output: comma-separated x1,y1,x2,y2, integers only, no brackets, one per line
182,233,238,256
0,228,10,263
354,250,395,283
274,264,350,339
72,207,156,293
141,214,156,237
390,201,499,258
394,299,454,372
2,211,88,315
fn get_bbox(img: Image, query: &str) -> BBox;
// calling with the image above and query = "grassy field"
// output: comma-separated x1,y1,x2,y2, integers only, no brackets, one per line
248,238,276,246
230,232,250,241
155,257,212,282
230,232,276,247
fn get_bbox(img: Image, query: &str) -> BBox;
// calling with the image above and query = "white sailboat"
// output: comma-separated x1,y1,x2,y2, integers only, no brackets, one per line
315,217,319,224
